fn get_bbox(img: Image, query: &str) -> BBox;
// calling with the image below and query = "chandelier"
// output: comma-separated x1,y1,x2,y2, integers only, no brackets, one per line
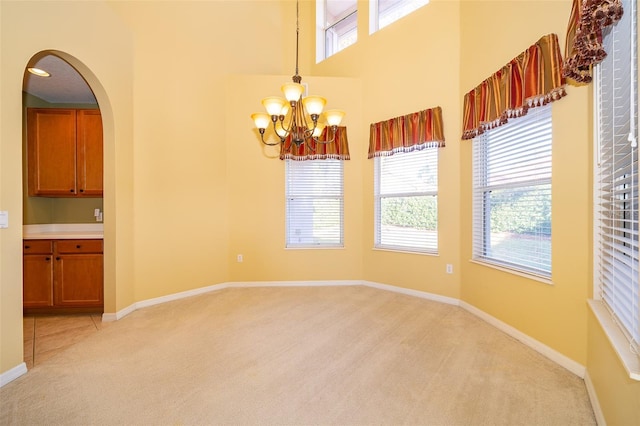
251,0,345,148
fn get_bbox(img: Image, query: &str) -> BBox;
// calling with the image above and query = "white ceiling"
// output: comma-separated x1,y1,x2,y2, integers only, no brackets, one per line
24,55,96,104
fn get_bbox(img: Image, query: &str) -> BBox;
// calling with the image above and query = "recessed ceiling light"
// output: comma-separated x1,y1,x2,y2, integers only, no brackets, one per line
27,67,50,77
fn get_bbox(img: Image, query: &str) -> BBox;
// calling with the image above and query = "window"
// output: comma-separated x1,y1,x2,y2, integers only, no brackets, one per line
370,0,429,34
375,149,438,252
317,0,357,61
594,0,639,350
285,159,344,247
472,105,552,277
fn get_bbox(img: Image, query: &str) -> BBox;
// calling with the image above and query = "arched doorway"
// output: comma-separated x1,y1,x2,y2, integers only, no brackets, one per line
21,52,107,368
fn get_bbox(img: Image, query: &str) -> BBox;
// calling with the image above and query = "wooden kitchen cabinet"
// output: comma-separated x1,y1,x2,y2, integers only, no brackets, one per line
23,240,54,308
54,240,103,308
27,108,103,197
23,239,103,313
76,110,103,196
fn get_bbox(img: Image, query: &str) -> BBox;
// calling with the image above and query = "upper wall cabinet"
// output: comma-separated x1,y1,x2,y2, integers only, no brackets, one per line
27,108,103,197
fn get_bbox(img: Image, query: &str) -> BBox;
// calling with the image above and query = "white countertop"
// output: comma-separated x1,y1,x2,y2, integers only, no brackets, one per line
23,223,104,240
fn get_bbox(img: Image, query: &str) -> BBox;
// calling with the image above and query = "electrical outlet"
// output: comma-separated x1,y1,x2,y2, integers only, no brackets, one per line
237,254,243,263
446,264,453,274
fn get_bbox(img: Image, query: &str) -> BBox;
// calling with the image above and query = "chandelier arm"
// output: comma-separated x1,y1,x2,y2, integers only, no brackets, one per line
259,128,283,146
276,111,294,137
311,126,339,144
305,138,317,152
272,118,290,141
301,116,319,141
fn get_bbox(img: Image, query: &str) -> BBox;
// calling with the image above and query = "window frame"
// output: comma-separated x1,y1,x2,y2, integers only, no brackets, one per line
374,148,438,254
285,159,345,249
592,0,640,380
471,104,553,279
317,0,357,62
369,0,430,34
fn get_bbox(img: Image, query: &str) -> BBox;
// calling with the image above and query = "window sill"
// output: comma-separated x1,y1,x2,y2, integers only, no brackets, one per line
373,247,438,256
469,259,552,285
588,299,640,381
285,245,344,250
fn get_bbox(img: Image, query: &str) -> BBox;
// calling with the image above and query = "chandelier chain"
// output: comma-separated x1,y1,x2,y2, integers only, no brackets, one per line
293,0,301,83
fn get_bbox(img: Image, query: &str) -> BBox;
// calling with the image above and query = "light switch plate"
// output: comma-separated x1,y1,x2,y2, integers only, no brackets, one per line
0,211,8,228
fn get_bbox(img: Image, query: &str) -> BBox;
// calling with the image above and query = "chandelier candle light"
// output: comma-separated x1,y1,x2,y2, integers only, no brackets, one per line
251,0,345,148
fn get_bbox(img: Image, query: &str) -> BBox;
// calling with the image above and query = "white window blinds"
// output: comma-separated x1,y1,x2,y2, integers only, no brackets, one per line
472,104,552,277
374,149,438,253
285,159,344,248
595,0,639,346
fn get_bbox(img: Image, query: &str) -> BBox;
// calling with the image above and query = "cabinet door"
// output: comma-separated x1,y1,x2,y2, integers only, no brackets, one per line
54,254,103,307
76,110,103,196
27,108,78,196
23,255,54,308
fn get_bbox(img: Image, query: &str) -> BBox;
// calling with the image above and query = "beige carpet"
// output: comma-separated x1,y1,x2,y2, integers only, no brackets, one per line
0,285,595,425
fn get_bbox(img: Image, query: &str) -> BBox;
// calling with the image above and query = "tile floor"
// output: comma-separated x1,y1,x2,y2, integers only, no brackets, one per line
23,314,107,369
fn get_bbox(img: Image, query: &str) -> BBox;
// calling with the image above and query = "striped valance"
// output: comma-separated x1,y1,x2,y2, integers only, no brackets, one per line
368,106,445,159
280,126,350,161
563,0,623,83
462,34,566,140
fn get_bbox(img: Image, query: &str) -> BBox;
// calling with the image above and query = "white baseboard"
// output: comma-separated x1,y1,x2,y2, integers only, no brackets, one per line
233,280,361,288
135,282,231,310
0,362,27,388
103,282,233,322
362,280,460,306
103,281,359,322
584,370,606,426
459,301,586,378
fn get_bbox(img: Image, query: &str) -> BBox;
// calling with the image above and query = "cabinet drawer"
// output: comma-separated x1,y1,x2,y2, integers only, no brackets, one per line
23,240,53,254
55,239,103,254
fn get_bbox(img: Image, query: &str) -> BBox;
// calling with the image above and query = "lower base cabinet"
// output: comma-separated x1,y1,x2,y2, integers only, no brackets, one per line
23,239,103,313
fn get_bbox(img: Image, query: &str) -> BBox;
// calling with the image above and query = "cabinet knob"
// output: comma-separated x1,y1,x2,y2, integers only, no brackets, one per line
76,245,81,249
69,189,75,193
45,257,50,261
79,189,84,193
25,245,30,249
56,257,61,261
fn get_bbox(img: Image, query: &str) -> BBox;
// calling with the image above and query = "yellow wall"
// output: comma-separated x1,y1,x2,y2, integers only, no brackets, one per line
0,0,136,376
1,0,639,423
459,0,591,364
312,0,638,423
105,1,309,300
588,310,640,425
312,0,462,298
458,1,640,423
225,74,364,283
